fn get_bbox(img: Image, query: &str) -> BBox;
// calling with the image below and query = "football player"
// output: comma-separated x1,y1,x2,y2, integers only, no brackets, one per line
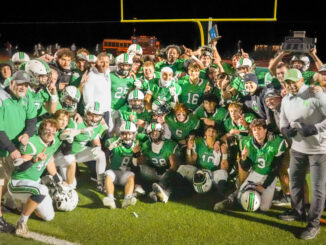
214,119,286,212
103,121,139,209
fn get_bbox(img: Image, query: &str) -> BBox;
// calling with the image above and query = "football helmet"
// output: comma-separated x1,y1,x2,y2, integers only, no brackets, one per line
52,187,79,212
151,99,171,116
119,121,137,146
236,58,252,69
60,86,81,114
128,89,145,110
239,183,261,212
127,44,143,57
87,54,97,63
84,102,104,127
115,53,133,77
193,169,213,194
290,54,310,72
25,59,51,88
146,122,164,143
12,52,30,71
107,53,115,65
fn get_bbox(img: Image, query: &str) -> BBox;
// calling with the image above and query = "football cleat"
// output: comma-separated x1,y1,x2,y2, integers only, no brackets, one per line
152,183,169,203
148,191,158,203
15,220,29,237
103,197,116,209
213,198,234,212
122,196,137,209
272,193,291,207
134,184,146,197
0,217,15,233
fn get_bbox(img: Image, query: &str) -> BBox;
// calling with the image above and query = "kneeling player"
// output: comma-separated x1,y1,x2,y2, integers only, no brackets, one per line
102,121,139,209
214,119,286,212
8,119,63,237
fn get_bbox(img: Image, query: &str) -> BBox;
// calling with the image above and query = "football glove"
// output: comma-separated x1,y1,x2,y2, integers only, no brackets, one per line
297,123,318,137
281,126,297,138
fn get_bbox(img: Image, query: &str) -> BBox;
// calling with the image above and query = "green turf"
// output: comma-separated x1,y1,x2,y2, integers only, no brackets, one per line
2,163,326,245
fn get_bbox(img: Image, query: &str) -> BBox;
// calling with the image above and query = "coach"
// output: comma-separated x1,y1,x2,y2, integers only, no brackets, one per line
279,68,326,240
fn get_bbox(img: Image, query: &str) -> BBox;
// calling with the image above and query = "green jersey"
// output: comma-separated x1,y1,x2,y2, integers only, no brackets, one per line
27,88,62,117
178,76,208,111
12,134,61,181
231,76,247,96
118,105,151,133
194,137,220,171
223,113,256,134
303,71,315,85
142,140,178,170
0,77,11,89
165,114,200,141
149,78,182,105
110,72,134,110
0,88,37,157
137,73,160,93
106,137,135,171
155,59,186,75
222,62,236,77
67,120,106,154
240,134,286,175
70,69,85,87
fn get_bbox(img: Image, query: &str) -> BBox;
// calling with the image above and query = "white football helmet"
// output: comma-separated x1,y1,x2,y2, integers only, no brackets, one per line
87,54,97,63
128,89,145,110
236,58,252,69
193,169,213,194
146,122,164,143
84,102,104,127
151,99,171,116
127,44,143,57
60,86,81,114
115,53,133,77
119,121,137,145
53,188,79,212
25,59,51,87
239,183,261,212
12,52,30,64
290,54,310,72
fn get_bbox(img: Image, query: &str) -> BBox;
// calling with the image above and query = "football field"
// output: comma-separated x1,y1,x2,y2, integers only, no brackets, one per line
1,163,326,245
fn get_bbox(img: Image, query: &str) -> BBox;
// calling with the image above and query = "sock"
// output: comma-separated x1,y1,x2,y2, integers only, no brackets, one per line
107,194,114,199
19,214,29,224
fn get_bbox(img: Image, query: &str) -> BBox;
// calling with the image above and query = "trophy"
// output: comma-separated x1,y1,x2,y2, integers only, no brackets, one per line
280,31,316,53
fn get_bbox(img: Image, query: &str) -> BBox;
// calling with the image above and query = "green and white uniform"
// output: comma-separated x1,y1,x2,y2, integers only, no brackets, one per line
178,76,209,111
118,104,151,133
155,59,186,76
148,78,182,106
165,114,200,142
110,72,134,110
70,69,86,88
237,134,286,211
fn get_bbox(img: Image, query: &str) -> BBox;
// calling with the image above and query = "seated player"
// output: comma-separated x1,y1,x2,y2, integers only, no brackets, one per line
214,119,286,212
102,121,139,209
137,122,179,203
177,126,228,198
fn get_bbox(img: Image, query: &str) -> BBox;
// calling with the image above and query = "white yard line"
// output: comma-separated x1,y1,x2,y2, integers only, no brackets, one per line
25,231,81,245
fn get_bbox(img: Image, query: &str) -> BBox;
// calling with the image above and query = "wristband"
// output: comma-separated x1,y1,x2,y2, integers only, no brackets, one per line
222,154,228,160
50,94,58,102
186,149,192,155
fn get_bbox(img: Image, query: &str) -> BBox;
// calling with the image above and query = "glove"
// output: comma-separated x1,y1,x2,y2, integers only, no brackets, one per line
281,126,297,138
297,123,318,137
108,138,122,151
134,79,142,89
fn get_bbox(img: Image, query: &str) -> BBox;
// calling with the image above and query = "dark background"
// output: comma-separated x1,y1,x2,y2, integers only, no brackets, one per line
0,0,325,59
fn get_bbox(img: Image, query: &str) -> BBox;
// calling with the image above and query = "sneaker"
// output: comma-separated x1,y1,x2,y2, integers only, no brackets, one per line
0,217,15,233
134,184,146,197
152,183,169,203
278,209,305,221
213,198,234,212
15,220,29,237
102,197,116,209
122,197,137,208
299,225,320,240
148,191,158,203
272,194,291,206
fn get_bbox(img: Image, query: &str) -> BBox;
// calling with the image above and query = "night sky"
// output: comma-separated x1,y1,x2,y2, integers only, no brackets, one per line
0,0,325,60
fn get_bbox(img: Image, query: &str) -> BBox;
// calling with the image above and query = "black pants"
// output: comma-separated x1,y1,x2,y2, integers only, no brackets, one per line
290,149,326,227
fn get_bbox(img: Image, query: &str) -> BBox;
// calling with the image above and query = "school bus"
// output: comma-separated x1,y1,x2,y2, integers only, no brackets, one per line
102,36,160,56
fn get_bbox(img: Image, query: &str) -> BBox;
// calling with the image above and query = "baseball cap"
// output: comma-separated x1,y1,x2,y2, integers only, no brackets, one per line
264,89,281,101
244,73,258,84
12,70,30,84
283,69,302,82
